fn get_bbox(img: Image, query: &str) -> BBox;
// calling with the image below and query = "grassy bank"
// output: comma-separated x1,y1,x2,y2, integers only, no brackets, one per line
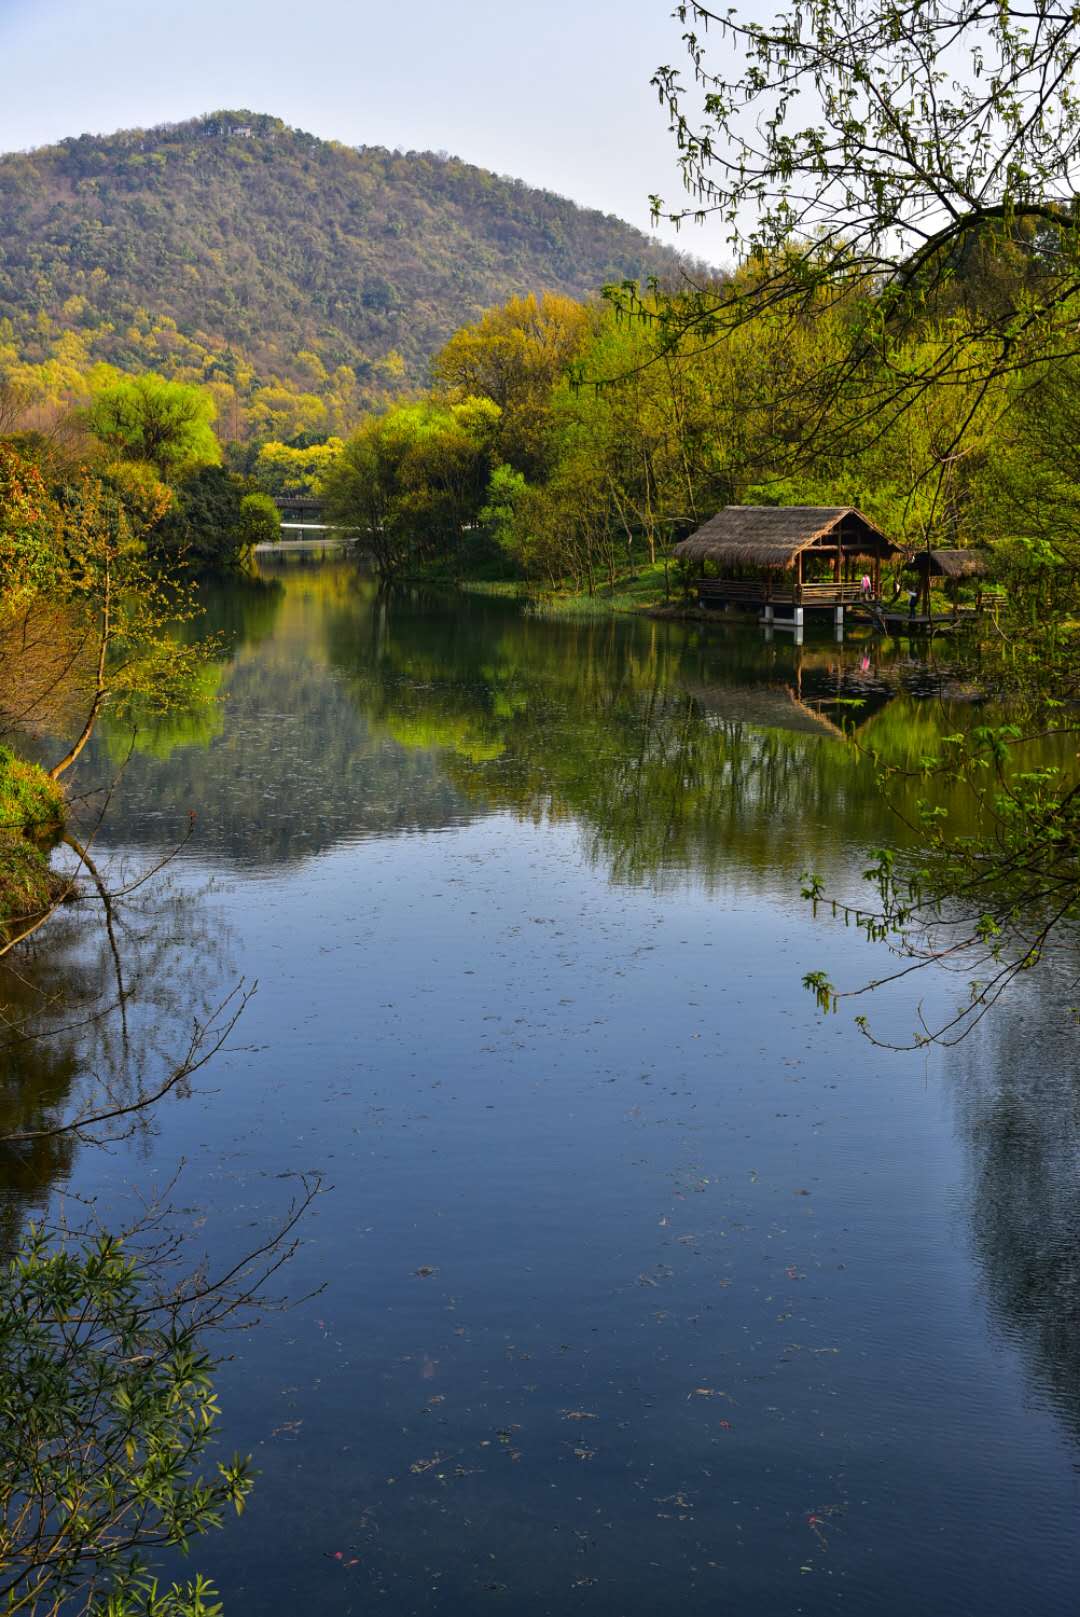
459,561,685,618
0,746,66,932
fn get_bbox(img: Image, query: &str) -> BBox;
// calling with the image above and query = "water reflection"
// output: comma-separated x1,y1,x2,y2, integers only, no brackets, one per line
79,565,1072,896
954,981,1080,1441
18,556,1080,1615
87,571,476,863
0,862,235,1244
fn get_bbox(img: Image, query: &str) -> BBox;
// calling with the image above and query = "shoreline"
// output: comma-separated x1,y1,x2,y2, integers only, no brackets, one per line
0,749,67,933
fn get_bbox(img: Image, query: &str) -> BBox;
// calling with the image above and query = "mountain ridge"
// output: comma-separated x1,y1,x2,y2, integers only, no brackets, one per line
0,110,696,422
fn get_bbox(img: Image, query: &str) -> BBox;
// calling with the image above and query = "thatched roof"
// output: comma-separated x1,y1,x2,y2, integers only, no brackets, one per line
674,506,897,569
911,548,990,579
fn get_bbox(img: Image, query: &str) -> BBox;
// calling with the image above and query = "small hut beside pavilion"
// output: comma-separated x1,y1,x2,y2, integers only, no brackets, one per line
907,548,993,615
674,506,899,621
910,548,990,582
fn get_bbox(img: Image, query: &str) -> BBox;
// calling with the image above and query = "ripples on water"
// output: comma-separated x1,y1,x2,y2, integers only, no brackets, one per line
5,557,1080,1616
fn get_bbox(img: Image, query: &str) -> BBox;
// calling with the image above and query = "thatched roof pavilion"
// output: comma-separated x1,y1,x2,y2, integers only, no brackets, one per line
675,506,899,611
909,548,990,580
675,507,897,569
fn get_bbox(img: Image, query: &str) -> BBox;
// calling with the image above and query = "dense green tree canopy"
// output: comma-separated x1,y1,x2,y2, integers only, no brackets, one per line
151,465,253,570
85,376,221,479
323,396,500,579
433,293,595,477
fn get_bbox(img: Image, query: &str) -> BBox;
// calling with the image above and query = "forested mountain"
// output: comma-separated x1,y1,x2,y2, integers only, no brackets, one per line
0,111,692,419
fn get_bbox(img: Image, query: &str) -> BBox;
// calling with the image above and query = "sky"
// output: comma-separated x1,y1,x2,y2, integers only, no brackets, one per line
0,0,734,263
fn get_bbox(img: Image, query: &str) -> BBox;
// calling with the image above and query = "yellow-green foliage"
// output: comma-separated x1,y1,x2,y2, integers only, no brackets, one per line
0,746,64,834
0,746,65,927
255,438,343,496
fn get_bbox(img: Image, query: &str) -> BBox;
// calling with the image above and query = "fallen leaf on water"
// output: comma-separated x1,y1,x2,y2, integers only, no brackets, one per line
270,1419,303,1437
410,1453,448,1474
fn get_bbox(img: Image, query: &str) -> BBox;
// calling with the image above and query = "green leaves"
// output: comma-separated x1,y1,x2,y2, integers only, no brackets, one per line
0,1227,253,1616
802,969,838,1012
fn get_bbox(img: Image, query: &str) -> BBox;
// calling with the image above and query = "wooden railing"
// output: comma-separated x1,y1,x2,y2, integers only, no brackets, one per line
698,579,872,606
698,580,794,603
797,582,869,603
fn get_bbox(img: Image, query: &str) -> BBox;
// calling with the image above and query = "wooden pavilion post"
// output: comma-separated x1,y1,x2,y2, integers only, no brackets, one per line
919,544,932,617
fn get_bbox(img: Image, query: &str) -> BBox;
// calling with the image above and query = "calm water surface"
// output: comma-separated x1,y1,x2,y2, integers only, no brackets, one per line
7,557,1080,1615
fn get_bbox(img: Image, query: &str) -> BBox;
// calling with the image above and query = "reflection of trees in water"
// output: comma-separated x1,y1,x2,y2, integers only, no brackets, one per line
196,570,286,655
81,573,476,865
0,867,234,1250
322,586,1075,894
951,987,1080,1443
61,565,1080,890
93,574,287,765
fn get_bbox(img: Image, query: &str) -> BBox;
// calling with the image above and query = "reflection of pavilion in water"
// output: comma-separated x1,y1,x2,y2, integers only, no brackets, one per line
682,646,898,739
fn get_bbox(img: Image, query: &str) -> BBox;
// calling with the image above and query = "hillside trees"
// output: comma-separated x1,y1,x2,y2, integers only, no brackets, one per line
254,439,343,498
0,113,686,406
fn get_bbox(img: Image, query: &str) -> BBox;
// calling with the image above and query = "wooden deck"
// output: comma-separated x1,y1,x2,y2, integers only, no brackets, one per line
859,608,960,634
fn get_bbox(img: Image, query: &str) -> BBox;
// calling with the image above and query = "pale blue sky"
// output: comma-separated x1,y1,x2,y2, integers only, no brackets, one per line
0,0,731,260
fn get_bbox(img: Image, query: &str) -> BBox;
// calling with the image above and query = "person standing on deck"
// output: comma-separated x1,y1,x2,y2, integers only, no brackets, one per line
860,572,872,600
908,586,919,618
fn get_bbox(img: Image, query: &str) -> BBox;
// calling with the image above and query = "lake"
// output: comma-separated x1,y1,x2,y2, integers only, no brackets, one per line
6,554,1080,1615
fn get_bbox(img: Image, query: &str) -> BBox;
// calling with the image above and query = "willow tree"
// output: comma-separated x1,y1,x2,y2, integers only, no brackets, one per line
641,0,1080,474
642,0,1080,1038
85,377,221,481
